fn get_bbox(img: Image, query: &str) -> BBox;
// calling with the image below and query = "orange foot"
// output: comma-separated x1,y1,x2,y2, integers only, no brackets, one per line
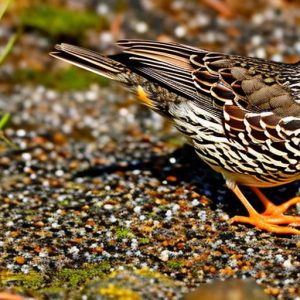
251,187,300,217
227,183,300,235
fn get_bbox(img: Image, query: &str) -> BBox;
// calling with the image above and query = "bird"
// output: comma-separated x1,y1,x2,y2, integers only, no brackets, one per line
50,40,300,234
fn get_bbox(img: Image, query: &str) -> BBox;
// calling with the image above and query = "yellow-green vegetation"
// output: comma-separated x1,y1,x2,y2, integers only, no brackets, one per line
0,0,18,65
21,4,109,38
0,28,17,65
1,267,181,298
98,284,141,300
0,0,17,148
134,268,173,282
166,260,185,269
0,112,10,130
0,262,111,292
115,228,135,240
0,0,17,65
0,271,44,290
139,237,150,245
11,67,109,91
52,262,111,288
0,0,12,19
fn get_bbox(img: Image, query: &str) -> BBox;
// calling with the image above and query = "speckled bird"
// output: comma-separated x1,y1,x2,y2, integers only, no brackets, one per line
50,40,300,234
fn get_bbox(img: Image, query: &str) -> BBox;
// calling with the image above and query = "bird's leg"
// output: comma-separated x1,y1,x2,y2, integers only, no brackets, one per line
250,187,300,216
226,181,300,234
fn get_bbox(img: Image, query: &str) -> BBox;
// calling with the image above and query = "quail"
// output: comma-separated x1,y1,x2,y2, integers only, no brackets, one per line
50,40,300,234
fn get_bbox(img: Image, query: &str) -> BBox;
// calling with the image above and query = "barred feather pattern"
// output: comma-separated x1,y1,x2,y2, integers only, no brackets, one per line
167,100,300,187
50,40,300,187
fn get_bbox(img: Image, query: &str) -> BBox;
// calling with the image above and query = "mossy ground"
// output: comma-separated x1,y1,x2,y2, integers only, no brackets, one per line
0,262,111,297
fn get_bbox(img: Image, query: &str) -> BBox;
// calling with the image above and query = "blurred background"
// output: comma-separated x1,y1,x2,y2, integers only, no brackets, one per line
1,0,300,143
2,0,300,90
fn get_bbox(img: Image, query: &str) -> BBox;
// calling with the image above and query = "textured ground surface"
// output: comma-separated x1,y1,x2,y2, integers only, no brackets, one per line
0,84,299,299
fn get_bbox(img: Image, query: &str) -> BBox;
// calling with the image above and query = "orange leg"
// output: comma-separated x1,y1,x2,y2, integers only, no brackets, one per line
227,183,300,234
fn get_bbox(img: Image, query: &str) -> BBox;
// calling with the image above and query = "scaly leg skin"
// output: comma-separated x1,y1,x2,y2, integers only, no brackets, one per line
226,181,300,234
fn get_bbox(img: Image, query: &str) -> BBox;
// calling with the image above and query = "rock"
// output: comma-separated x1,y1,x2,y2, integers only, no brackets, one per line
184,278,271,300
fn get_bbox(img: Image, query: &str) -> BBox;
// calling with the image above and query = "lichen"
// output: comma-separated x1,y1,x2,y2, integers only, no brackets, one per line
98,284,141,300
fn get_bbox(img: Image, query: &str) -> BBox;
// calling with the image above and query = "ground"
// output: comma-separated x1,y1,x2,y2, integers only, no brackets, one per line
0,1,300,299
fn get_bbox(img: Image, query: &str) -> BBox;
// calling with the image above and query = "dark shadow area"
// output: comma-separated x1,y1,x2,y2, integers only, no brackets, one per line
74,144,300,217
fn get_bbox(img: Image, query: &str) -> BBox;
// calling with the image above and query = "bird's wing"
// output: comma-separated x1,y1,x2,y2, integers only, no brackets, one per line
116,39,207,105
51,40,300,143
190,52,300,118
117,40,300,119
223,103,300,144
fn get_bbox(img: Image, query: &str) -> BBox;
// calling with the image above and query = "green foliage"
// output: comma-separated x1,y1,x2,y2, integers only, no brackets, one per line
0,0,17,64
0,112,10,130
11,67,109,91
0,0,13,20
166,260,184,269
0,271,44,290
0,262,111,292
0,0,16,148
21,4,109,38
53,262,111,288
139,237,150,245
116,228,134,240
0,30,18,65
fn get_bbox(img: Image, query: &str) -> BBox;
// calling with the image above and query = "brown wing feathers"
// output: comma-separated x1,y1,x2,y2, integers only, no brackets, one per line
115,40,223,117
52,40,300,123
190,50,300,117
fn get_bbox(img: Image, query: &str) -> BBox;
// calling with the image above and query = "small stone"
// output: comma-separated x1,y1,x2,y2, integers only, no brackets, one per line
15,256,25,265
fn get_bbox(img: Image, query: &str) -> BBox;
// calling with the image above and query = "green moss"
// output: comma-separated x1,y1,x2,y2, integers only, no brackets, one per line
10,67,109,91
166,260,184,269
115,228,134,240
21,4,109,38
139,237,150,245
0,271,44,290
53,262,111,288
0,262,111,293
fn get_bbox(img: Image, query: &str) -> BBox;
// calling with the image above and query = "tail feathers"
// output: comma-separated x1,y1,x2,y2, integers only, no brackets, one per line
50,43,128,81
